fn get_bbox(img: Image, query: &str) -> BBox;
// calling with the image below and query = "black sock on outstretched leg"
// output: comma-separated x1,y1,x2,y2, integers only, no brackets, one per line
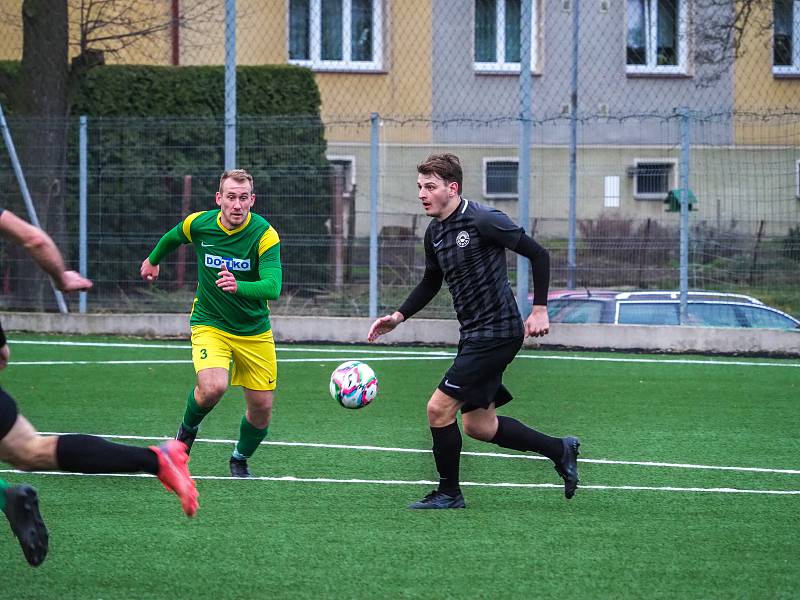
56,434,159,474
490,416,563,461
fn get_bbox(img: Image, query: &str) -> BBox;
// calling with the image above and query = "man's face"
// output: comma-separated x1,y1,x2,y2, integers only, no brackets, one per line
417,172,459,220
216,178,255,229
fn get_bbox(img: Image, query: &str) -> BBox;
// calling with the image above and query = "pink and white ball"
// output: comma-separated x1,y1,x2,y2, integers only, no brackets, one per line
329,361,378,409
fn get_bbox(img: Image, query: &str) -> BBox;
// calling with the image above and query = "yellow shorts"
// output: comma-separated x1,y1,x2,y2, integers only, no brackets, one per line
190,325,277,391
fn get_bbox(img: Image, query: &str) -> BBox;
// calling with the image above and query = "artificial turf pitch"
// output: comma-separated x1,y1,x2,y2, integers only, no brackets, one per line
2,335,798,599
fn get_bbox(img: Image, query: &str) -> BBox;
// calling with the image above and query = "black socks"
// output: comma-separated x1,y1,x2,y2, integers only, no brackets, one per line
56,434,159,475
490,416,563,462
431,422,462,496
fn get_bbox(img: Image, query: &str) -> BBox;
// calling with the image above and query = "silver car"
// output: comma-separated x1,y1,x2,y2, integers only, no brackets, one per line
545,290,800,330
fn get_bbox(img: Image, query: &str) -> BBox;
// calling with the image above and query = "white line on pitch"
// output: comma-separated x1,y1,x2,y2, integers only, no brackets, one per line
0,469,797,495
9,356,452,366
11,353,800,368
10,360,194,366
9,338,800,368
36,432,800,475
517,354,800,368
8,339,453,356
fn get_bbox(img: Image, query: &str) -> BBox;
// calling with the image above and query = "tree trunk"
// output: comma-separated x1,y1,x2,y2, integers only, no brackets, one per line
10,0,70,309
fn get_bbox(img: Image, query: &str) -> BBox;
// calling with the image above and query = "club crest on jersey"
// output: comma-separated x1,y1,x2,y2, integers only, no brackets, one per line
456,230,470,248
204,254,251,271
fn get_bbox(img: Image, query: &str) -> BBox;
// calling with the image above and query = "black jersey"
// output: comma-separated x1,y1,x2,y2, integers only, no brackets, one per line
409,198,525,339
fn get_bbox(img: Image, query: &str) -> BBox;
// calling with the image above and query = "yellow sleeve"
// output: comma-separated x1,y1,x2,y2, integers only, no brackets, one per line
258,226,280,255
181,211,206,242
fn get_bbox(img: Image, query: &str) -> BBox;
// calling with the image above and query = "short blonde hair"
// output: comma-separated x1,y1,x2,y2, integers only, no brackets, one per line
219,169,254,194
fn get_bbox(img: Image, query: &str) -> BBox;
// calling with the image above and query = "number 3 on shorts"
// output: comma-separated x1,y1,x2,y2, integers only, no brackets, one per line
200,348,208,359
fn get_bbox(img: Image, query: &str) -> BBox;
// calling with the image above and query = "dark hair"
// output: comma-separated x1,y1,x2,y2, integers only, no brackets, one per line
417,153,462,194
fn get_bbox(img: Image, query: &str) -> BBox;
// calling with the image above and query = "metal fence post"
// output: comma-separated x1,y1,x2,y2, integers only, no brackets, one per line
369,112,380,319
224,0,237,169
0,104,68,313
567,0,580,289
516,0,533,316
679,109,691,324
79,115,88,314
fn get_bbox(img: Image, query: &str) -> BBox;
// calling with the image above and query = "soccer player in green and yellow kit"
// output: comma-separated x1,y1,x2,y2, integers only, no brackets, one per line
141,169,282,478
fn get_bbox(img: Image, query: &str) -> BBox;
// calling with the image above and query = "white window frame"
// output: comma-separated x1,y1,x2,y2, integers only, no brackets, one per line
288,0,383,72
774,0,800,76
626,0,689,76
796,159,800,198
632,158,677,200
474,1,539,73
483,157,519,198
327,154,357,194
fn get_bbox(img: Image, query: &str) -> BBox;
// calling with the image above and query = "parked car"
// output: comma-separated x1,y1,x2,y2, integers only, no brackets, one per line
539,290,800,330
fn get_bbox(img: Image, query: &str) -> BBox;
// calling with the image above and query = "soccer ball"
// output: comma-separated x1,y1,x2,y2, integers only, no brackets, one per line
329,361,378,409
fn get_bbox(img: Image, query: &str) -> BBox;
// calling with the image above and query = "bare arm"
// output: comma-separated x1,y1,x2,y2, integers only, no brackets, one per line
0,210,92,292
367,311,405,342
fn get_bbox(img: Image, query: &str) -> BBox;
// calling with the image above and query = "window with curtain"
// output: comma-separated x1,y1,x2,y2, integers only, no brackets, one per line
774,0,800,74
474,0,536,72
289,0,382,70
626,0,688,73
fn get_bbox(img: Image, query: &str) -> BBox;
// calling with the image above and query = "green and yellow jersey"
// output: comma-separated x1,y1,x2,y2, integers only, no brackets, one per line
148,210,282,336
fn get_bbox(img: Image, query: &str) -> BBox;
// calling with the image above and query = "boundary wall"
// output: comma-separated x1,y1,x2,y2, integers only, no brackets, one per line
2,312,798,356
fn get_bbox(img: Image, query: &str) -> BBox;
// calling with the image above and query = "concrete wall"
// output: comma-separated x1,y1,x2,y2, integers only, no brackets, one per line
2,312,798,356
331,141,800,239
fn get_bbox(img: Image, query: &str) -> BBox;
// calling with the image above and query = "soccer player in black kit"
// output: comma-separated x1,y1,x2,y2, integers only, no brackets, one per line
368,153,580,509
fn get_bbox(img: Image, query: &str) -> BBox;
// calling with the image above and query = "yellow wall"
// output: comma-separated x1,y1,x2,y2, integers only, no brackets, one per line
313,2,433,130
0,1,434,142
0,2,23,61
177,1,433,142
734,1,800,143
0,0,172,64
179,0,284,67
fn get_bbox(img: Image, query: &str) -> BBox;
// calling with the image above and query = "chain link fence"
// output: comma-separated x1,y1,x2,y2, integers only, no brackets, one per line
0,0,798,319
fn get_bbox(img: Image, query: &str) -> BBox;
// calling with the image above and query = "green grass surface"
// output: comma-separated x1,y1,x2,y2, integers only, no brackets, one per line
2,335,799,599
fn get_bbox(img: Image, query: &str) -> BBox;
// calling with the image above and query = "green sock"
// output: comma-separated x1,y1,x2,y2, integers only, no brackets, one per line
0,479,9,513
233,416,268,459
182,388,211,430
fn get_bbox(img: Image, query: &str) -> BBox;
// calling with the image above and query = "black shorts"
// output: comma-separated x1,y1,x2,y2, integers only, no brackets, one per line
0,386,19,440
437,335,523,413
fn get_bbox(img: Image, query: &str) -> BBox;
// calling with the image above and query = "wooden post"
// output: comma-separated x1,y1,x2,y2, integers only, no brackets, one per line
332,165,344,293
638,218,652,288
749,219,765,286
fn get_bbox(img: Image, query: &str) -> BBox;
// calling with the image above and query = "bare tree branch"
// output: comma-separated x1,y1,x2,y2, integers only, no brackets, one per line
67,0,219,64
692,0,775,86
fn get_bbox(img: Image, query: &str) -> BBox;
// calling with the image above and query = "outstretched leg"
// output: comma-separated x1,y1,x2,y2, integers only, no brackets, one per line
1,415,199,517
463,408,580,499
